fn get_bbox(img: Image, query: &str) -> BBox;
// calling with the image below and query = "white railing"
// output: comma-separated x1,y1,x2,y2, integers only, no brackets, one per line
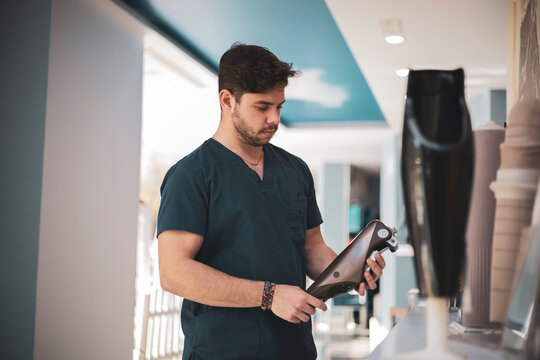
136,289,184,360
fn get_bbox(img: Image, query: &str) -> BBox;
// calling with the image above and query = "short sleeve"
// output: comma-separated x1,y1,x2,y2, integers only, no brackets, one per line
157,163,208,237
305,164,323,230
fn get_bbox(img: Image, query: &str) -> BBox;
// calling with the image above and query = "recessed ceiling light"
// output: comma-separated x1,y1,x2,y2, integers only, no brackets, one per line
396,68,410,77
385,35,404,44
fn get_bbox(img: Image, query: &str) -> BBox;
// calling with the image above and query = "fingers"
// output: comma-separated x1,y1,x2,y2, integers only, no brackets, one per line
271,285,327,324
291,295,323,323
367,258,382,280
295,311,310,323
306,295,327,312
301,303,316,316
288,316,301,324
364,270,377,289
297,294,326,322
357,282,366,296
366,253,386,282
375,252,386,269
358,253,386,295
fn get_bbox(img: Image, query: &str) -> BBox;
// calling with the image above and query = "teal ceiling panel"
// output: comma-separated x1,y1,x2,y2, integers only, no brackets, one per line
118,0,385,126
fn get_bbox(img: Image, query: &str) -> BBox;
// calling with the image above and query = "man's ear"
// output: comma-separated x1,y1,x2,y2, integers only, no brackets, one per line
219,89,235,111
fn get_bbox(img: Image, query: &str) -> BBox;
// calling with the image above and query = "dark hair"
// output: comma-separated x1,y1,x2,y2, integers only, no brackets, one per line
218,43,298,101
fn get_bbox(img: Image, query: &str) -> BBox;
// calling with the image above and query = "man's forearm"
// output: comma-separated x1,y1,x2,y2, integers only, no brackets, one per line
161,258,265,308
305,244,337,280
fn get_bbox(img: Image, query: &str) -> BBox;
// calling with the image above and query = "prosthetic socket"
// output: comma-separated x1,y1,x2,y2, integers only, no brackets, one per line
307,220,398,301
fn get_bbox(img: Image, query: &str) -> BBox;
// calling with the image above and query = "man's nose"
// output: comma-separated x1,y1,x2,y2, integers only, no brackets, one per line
267,108,281,124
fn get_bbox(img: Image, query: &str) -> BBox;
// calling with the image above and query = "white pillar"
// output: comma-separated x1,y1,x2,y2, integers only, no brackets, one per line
34,1,144,359
320,163,350,254
379,133,401,329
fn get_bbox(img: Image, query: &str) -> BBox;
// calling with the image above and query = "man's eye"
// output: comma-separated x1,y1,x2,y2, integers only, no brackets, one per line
257,107,267,111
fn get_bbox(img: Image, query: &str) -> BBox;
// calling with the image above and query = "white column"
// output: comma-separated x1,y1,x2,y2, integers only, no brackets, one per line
379,133,401,330
320,163,350,254
34,1,144,359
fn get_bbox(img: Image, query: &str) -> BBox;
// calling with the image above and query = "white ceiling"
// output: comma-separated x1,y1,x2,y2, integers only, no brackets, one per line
325,0,507,132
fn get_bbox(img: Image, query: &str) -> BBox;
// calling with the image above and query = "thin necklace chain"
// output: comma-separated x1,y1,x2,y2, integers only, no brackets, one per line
245,148,263,166
212,135,263,166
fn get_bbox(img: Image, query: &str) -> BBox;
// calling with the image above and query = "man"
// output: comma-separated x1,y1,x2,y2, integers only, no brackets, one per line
157,44,386,360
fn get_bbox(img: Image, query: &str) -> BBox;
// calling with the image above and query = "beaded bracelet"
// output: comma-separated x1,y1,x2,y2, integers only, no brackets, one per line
261,281,276,311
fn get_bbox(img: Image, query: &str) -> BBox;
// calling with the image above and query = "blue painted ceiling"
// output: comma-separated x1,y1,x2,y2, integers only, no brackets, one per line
117,0,385,126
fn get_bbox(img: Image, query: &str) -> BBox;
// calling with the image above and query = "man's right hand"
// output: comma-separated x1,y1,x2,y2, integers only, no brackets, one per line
270,284,327,323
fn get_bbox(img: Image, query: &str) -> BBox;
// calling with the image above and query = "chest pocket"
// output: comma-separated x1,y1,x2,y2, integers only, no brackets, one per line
286,192,308,245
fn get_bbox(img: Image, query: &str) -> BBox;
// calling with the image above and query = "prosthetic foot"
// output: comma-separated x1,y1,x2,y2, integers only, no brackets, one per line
307,220,398,301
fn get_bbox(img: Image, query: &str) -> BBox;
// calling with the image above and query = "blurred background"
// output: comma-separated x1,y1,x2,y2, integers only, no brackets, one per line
1,0,523,359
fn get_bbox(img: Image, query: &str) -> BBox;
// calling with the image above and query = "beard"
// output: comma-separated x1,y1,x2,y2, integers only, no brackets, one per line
232,108,278,147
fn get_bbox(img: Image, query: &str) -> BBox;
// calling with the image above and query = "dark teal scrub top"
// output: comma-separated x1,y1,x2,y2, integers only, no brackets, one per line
157,138,323,360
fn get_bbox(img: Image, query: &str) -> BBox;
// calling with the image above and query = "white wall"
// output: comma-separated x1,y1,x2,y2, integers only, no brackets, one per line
320,163,350,253
34,0,144,359
378,134,399,328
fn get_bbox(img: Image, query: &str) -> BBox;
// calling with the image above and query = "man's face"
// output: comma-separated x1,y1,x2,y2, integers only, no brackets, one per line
231,87,285,147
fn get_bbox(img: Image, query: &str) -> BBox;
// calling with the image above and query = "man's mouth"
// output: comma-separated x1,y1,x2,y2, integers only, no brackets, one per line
260,127,278,135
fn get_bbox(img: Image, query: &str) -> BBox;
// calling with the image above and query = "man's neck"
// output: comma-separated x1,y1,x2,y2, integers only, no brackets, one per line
213,123,263,160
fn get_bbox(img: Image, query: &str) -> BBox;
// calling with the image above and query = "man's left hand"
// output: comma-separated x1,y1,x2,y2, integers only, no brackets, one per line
356,252,386,296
